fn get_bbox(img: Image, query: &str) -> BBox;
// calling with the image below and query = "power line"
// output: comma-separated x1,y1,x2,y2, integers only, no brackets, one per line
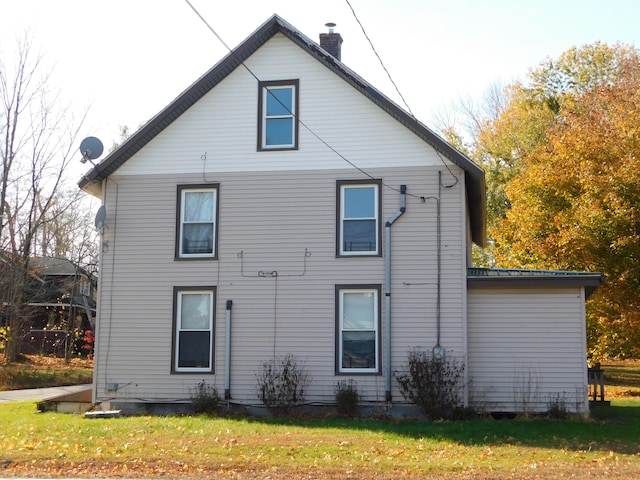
344,0,460,187
183,0,456,198
345,0,415,118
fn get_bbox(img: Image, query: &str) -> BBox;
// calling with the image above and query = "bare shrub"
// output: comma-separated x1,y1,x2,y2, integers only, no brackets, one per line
190,380,220,414
513,366,541,417
395,350,465,420
256,354,309,416
547,392,569,419
334,379,360,417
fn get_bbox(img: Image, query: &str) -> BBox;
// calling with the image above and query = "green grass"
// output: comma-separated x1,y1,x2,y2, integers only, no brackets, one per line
1,359,639,478
1,399,640,478
604,363,640,387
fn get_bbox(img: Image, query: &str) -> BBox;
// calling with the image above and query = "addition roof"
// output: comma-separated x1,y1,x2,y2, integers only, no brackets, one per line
467,267,606,299
78,14,487,246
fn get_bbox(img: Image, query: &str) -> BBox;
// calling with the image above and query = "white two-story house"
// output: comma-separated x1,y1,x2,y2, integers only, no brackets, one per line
79,15,603,415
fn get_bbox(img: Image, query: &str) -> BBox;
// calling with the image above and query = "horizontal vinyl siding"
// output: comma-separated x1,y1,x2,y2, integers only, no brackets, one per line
116,35,445,177
467,288,588,413
93,32,471,407
94,163,468,405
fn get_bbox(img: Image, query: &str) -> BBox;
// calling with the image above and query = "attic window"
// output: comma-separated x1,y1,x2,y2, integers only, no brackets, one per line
258,80,299,150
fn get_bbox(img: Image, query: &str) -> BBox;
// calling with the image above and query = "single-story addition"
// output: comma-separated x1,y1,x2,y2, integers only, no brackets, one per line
78,14,604,416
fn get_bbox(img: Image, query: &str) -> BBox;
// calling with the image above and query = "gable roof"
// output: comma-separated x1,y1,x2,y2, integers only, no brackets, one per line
78,14,486,246
30,256,89,277
0,252,92,279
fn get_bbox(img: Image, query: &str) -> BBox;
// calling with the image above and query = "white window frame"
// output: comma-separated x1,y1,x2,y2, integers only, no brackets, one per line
259,80,298,150
173,288,215,373
337,286,380,374
338,182,381,256
177,185,218,259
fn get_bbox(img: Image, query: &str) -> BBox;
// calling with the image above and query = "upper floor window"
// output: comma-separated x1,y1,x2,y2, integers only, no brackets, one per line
176,185,218,259
258,80,299,150
337,180,381,256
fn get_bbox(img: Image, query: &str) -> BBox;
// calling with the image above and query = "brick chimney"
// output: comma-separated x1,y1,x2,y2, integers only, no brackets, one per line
319,22,343,61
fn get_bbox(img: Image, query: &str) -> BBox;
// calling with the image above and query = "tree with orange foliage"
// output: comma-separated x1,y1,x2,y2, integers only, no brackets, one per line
487,44,640,358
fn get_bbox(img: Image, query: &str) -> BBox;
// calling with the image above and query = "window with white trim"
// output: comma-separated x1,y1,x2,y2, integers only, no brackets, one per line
173,287,215,373
258,80,299,150
337,181,381,256
336,285,380,373
177,185,218,259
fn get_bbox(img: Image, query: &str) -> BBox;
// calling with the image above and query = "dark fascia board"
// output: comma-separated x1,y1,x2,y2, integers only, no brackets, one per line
78,14,487,246
467,269,606,299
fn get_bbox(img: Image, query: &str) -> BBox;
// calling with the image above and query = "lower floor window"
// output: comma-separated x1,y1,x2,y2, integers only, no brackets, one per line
336,285,380,373
173,287,215,373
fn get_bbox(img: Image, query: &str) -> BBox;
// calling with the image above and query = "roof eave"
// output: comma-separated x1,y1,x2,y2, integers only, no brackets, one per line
78,14,487,247
467,270,606,299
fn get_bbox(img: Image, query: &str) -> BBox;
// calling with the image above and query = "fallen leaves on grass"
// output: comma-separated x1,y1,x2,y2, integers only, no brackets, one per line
3,458,640,480
12,353,93,371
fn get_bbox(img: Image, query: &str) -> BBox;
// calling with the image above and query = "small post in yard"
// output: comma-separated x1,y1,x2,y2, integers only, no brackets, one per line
588,363,609,406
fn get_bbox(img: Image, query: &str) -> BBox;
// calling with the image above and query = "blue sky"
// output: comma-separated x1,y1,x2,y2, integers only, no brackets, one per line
2,0,640,156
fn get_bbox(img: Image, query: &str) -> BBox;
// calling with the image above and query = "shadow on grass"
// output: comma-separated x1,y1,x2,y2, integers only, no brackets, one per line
231,401,640,456
603,364,640,387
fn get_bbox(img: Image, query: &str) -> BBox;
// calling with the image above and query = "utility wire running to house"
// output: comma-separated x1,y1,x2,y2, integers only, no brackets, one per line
183,0,384,185
344,0,415,119
344,0,460,188
183,0,455,199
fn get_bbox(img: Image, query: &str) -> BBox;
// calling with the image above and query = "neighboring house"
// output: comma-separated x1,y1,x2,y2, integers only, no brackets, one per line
0,254,96,355
79,15,604,415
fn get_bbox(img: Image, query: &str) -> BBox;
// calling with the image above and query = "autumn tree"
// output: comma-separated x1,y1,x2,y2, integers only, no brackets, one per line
477,43,638,237
466,43,640,358
494,49,640,358
437,43,640,357
1,33,90,361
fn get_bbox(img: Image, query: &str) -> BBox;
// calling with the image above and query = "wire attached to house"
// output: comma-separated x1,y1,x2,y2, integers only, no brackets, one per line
237,249,311,277
182,0,459,200
103,177,119,397
344,0,415,118
345,0,460,188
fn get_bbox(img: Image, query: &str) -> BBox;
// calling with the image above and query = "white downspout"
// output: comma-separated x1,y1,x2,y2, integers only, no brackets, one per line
385,185,406,402
224,300,233,401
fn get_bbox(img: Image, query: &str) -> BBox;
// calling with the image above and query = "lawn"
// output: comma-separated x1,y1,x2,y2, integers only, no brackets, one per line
0,359,639,478
602,359,640,399
1,402,639,478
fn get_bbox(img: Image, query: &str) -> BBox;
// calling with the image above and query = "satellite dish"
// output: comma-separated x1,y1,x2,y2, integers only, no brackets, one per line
94,206,107,233
80,137,104,163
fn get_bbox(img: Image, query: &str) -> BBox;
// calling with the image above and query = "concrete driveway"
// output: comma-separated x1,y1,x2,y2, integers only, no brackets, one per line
0,384,92,403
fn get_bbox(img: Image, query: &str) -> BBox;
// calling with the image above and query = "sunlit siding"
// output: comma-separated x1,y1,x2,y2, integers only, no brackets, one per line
92,33,471,407
93,161,468,405
467,288,589,414
116,34,445,177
